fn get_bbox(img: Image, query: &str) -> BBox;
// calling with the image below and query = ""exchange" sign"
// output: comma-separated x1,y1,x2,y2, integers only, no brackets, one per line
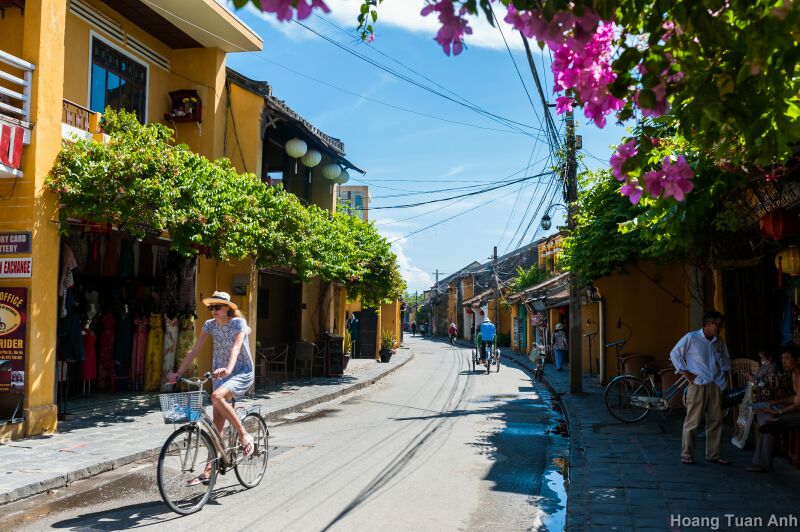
0,258,32,278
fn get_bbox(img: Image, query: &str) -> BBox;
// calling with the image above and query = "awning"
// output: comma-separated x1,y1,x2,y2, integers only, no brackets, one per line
507,272,570,304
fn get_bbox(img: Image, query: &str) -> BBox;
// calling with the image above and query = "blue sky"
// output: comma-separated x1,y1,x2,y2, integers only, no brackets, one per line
225,1,628,293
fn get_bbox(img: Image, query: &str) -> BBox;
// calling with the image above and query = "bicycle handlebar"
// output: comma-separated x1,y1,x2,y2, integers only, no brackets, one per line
179,371,213,389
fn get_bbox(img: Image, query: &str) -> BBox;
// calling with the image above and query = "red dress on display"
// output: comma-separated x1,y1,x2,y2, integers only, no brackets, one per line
131,316,149,390
98,312,116,389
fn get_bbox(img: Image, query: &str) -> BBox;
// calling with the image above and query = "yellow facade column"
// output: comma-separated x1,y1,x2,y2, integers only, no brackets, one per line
22,0,68,436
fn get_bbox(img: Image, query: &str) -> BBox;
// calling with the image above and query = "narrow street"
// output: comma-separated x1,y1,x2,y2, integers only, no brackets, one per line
3,337,568,531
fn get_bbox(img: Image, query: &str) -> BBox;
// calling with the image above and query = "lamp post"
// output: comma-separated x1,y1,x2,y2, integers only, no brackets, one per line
540,203,568,231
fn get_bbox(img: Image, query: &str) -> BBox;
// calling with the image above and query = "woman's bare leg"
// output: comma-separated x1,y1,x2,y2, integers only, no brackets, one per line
211,386,248,440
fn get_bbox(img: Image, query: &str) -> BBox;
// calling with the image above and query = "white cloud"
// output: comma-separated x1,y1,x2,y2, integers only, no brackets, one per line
378,229,433,291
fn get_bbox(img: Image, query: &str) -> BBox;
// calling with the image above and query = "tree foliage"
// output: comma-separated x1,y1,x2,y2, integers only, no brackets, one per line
510,264,550,292
47,109,405,307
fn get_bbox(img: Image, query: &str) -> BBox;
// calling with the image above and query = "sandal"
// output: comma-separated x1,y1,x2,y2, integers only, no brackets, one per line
681,457,694,465
186,473,210,486
240,433,255,458
707,457,731,465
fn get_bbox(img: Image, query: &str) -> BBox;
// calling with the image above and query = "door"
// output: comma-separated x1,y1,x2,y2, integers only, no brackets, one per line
356,308,378,359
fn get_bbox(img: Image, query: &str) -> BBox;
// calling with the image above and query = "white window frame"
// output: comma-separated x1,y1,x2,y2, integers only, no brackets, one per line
87,31,150,124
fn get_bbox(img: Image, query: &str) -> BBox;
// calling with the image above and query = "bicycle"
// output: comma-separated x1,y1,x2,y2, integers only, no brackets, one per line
532,343,547,382
157,372,269,515
604,365,689,423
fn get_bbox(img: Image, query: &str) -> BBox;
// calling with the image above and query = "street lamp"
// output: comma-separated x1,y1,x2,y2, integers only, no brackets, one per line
540,203,568,231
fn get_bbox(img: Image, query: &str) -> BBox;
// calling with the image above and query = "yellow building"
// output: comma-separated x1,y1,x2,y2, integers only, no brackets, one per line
0,0,265,440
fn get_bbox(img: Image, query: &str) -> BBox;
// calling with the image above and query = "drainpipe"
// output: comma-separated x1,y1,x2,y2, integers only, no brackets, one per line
596,287,606,384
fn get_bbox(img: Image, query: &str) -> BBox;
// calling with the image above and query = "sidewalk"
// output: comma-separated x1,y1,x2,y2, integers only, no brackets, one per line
0,349,412,506
504,349,800,531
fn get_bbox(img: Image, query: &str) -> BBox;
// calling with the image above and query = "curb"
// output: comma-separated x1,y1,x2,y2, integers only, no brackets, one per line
0,350,414,507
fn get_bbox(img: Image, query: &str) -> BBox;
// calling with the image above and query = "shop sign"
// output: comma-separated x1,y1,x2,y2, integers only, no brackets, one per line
0,232,31,254
0,287,27,393
0,257,32,278
0,118,26,178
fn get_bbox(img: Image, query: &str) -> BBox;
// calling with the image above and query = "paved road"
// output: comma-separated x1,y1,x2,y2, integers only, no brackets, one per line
2,337,568,531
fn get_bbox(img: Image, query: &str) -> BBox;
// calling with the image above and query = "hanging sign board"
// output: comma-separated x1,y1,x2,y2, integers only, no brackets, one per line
0,287,27,393
0,257,32,278
0,232,31,254
0,118,27,178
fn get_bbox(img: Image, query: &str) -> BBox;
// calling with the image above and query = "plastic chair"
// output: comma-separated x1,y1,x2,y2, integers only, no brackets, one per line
254,347,274,389
730,358,759,387
312,342,327,377
620,353,654,377
294,341,314,379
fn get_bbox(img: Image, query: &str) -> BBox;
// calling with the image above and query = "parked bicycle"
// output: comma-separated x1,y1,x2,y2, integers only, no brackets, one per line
532,343,547,382
605,365,689,423
157,372,269,515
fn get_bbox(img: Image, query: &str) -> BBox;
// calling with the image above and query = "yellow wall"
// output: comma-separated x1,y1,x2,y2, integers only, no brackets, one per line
0,0,68,440
225,81,263,175
587,261,690,380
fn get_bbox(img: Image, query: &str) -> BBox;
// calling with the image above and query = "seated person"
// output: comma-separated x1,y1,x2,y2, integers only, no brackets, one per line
479,317,496,361
747,348,800,472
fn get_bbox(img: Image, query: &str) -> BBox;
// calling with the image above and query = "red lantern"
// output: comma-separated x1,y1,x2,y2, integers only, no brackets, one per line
466,308,473,315
759,208,800,241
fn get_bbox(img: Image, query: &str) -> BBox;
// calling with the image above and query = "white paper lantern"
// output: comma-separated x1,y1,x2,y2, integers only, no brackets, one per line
300,149,322,167
334,169,350,185
285,137,308,158
321,163,342,181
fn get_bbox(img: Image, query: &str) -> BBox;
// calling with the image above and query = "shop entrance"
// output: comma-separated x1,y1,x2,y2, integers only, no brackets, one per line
55,226,197,415
256,272,302,351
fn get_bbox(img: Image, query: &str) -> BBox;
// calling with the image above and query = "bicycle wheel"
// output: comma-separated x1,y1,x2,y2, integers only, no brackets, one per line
496,354,500,373
234,413,269,488
471,351,476,372
605,376,651,423
157,426,218,515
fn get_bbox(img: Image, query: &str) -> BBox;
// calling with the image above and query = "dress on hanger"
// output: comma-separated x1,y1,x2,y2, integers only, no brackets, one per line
144,313,164,392
114,310,134,383
131,315,149,390
138,243,153,279
178,260,197,312
81,318,97,381
98,311,116,389
119,240,135,278
176,314,197,378
161,315,180,392
102,236,118,277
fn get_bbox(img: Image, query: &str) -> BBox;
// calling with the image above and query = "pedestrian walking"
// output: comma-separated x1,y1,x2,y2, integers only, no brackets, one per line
411,321,417,336
669,310,731,466
552,323,567,371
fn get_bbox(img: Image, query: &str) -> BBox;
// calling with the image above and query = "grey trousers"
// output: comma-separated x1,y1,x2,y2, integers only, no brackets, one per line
752,411,800,469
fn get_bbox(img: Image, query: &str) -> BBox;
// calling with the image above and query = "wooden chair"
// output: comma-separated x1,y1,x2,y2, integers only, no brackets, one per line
294,341,314,379
267,344,289,384
312,342,327,377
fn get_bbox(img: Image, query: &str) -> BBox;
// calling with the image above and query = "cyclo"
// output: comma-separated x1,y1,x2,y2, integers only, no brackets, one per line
157,372,269,515
472,332,500,374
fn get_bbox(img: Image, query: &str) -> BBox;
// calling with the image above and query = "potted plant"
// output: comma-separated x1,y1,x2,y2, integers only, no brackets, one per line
380,329,396,363
343,329,352,370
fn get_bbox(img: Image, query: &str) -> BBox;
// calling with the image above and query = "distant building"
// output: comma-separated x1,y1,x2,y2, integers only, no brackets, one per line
338,185,370,221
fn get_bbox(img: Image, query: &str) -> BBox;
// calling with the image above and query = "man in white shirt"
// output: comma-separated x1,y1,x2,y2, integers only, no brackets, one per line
669,310,731,465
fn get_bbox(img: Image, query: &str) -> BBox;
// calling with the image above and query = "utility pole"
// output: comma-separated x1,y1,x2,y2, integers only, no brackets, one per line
434,269,439,336
493,246,499,330
566,109,582,393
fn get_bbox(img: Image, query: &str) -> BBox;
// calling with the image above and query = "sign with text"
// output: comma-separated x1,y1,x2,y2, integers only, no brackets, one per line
0,257,32,278
0,232,31,254
0,287,27,393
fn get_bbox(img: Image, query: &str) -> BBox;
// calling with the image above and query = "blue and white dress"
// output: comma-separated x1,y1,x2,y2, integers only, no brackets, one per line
202,317,254,400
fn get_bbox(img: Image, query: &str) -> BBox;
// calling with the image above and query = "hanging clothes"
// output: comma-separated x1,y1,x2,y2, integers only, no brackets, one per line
178,259,197,312
57,289,85,362
114,310,134,383
131,315,149,390
161,315,180,392
84,234,101,275
102,235,118,277
59,243,78,318
176,314,197,378
97,311,116,389
119,239,135,278
163,267,179,313
81,318,97,381
67,231,89,273
144,313,164,392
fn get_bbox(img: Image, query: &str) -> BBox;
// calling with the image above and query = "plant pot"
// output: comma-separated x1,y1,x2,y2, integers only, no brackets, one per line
380,348,394,363
343,353,351,371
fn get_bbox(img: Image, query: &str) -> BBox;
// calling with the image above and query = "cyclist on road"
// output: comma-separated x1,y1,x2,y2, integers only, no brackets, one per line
168,291,256,478
479,316,497,363
449,322,457,344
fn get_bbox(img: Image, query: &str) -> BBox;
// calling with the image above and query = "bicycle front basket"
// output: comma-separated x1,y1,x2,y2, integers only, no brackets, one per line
159,391,205,424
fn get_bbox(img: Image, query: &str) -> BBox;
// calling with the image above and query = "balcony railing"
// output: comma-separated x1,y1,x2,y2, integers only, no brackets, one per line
0,48,34,143
61,99,104,143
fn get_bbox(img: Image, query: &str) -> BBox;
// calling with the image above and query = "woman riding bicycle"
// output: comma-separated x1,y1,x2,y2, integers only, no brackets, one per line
449,322,457,344
167,291,255,473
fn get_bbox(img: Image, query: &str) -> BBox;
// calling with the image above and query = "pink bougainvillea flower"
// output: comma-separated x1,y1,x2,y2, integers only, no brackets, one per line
556,96,575,114
260,0,293,21
641,169,664,197
610,139,638,181
421,1,472,56
660,155,694,201
620,178,643,204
